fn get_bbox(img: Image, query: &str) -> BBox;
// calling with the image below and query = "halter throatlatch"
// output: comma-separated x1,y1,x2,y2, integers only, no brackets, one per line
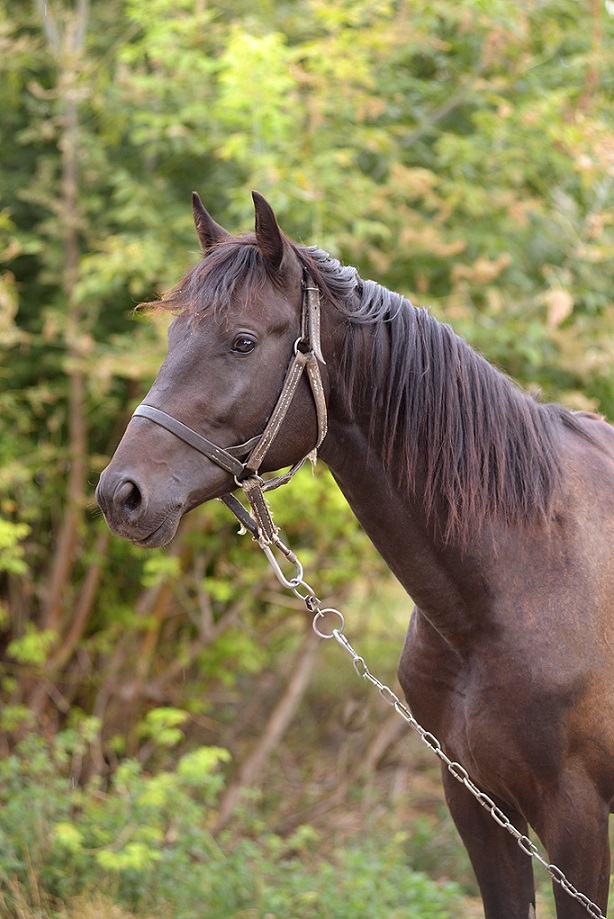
132,268,327,548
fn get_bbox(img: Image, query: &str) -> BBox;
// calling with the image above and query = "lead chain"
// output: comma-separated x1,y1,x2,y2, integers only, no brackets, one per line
279,572,605,918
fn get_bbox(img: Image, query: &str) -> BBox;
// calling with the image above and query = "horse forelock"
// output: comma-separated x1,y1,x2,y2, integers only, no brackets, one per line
146,236,283,318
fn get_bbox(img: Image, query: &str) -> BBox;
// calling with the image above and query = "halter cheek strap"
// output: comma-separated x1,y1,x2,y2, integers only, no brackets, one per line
131,269,327,545
241,338,327,478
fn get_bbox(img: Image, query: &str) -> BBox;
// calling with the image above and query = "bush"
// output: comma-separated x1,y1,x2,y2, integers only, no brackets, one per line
0,731,463,918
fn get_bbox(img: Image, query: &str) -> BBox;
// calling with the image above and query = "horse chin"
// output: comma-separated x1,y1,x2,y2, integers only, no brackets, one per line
123,507,183,549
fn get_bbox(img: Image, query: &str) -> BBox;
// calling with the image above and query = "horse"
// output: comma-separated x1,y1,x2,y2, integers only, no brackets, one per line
96,191,614,918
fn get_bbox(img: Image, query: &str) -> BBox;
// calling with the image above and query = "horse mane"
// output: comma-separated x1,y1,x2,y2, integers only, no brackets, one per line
299,245,587,545
150,236,587,545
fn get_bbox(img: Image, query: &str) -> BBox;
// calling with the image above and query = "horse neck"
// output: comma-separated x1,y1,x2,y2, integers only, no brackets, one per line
317,307,489,647
319,415,487,647
320,278,561,506
314,272,573,644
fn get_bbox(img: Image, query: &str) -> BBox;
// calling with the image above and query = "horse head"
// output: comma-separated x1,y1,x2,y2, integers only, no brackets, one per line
96,193,327,547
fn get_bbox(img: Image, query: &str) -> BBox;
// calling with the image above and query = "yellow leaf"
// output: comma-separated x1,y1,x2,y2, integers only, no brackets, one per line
542,288,574,328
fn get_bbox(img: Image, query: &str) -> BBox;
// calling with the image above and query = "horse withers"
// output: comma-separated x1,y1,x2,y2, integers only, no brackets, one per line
97,192,614,918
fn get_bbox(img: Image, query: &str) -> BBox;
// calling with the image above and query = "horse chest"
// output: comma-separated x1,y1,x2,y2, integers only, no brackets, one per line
399,605,585,778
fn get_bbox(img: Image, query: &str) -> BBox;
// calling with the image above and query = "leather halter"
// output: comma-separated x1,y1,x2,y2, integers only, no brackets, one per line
131,269,328,543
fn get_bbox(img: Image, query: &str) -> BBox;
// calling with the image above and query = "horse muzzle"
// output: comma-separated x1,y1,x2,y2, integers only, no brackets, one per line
96,466,186,548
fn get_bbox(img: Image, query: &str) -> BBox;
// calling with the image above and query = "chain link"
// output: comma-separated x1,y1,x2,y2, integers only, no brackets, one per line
265,569,607,918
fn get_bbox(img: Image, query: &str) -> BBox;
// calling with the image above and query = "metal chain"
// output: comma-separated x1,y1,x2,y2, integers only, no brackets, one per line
258,537,606,919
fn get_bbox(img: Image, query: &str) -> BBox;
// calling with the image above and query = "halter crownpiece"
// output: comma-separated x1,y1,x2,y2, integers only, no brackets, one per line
131,268,327,545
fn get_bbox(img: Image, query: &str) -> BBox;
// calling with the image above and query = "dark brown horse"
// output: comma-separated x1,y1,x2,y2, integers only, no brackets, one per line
97,192,614,918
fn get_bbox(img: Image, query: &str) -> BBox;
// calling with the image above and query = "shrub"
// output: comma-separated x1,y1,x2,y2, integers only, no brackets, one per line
0,731,464,918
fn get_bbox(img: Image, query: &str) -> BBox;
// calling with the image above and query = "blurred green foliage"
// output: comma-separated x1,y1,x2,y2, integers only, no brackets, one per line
0,731,463,918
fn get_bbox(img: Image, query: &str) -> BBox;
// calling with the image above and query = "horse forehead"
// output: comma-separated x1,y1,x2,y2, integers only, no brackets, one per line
236,284,300,327
207,276,302,331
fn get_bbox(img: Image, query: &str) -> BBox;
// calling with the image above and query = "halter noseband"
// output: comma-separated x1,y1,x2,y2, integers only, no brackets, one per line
131,269,327,544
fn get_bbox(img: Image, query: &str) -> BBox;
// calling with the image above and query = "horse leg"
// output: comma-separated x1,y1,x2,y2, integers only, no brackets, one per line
441,767,536,919
535,775,610,919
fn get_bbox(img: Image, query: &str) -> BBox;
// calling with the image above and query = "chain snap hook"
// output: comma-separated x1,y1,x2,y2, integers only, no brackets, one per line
260,536,303,589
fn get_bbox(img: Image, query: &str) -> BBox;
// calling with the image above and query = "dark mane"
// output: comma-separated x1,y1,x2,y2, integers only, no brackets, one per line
300,246,587,544
153,238,586,544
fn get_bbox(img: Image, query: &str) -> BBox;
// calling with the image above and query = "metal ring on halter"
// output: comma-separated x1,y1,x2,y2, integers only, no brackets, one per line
234,471,263,489
312,607,345,639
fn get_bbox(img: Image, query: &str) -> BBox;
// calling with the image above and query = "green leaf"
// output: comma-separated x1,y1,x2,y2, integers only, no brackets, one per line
7,625,56,665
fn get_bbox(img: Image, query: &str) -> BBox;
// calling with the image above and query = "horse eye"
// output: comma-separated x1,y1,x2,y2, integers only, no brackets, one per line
232,335,256,354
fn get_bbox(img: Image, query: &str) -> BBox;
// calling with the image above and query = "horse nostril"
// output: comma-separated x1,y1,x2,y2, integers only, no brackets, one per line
114,479,142,514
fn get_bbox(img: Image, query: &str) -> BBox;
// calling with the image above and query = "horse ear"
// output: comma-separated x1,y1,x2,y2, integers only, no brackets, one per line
192,192,232,253
252,190,285,270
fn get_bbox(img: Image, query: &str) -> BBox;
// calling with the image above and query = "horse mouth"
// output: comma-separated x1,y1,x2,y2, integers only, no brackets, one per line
121,506,183,549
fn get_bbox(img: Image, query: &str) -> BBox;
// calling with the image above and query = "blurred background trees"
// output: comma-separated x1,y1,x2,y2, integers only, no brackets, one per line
0,0,613,914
